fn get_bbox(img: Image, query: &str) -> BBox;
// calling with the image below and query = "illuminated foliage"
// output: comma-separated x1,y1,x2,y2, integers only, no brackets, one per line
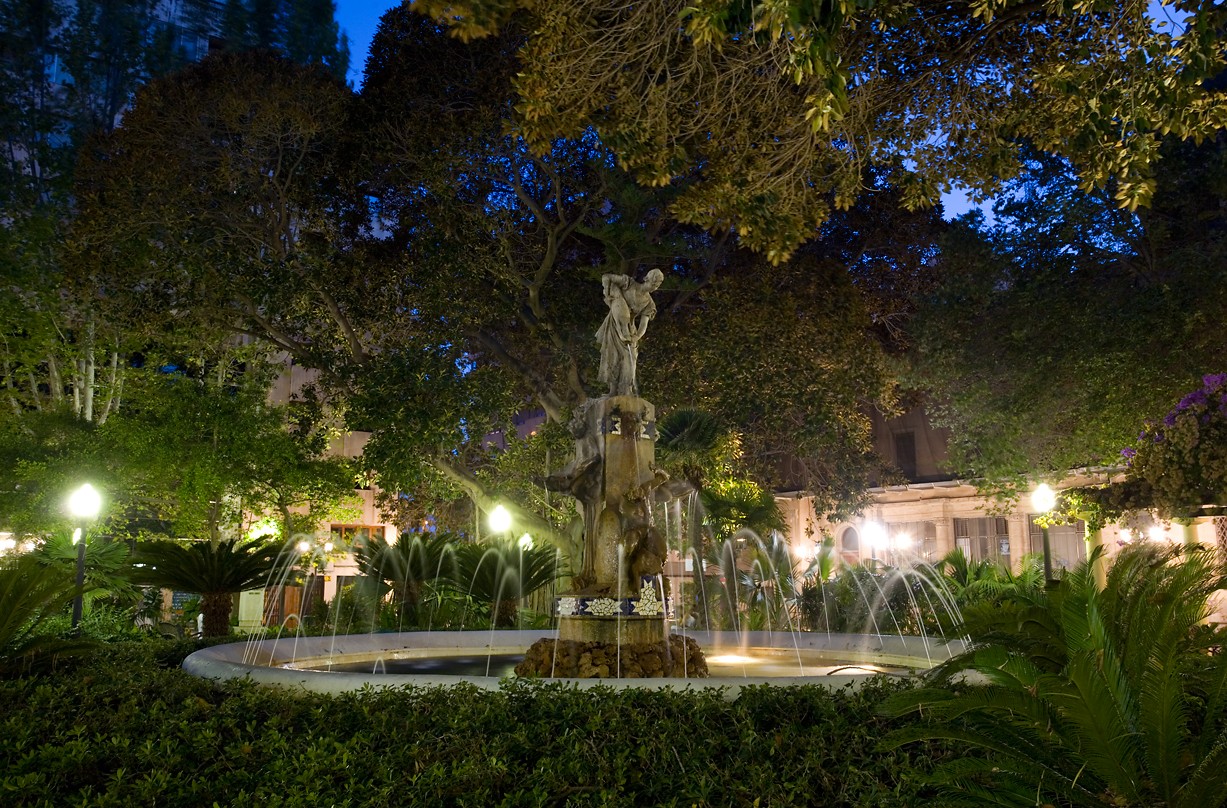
413,0,1227,260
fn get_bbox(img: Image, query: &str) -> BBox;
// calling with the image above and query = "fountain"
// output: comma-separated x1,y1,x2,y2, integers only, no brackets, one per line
183,271,964,692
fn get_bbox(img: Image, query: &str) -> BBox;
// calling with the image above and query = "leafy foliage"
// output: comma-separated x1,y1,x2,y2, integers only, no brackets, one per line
884,544,1227,807
413,0,1227,259
0,553,94,675
908,138,1227,489
32,533,138,609
1123,373,1227,519
128,539,288,637
0,641,949,806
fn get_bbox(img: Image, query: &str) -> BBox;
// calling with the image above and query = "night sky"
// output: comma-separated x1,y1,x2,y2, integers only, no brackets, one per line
335,0,401,86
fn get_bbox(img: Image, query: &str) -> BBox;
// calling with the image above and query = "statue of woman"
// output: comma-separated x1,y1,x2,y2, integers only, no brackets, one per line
596,269,664,396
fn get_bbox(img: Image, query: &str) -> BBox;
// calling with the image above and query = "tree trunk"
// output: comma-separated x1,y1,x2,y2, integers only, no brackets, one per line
83,314,96,422
201,591,233,637
493,598,519,628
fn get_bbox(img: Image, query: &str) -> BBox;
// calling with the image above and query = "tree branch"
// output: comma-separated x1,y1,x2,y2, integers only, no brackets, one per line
472,329,568,422
430,452,572,555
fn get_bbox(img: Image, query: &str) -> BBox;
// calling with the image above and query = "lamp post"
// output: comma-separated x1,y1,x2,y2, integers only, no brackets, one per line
67,483,102,630
1031,483,1057,587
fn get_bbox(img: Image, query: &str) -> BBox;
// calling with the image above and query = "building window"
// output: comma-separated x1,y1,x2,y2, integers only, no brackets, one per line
885,520,937,560
1027,517,1086,571
330,525,383,551
841,527,859,554
954,517,1011,563
894,431,918,480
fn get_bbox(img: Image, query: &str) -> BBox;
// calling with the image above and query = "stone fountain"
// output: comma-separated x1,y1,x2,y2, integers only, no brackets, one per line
515,270,707,678
181,272,962,691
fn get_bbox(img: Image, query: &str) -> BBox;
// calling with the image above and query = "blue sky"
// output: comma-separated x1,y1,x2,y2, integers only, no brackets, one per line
335,0,402,86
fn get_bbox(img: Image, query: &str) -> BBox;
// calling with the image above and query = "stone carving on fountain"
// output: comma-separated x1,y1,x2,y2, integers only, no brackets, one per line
516,271,708,678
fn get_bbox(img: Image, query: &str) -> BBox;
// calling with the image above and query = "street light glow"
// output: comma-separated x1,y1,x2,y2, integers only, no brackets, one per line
489,504,512,533
1031,483,1056,513
517,533,534,550
863,521,888,551
68,483,102,520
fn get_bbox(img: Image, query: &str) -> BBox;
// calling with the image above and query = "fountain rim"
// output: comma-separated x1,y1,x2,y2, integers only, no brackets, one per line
183,629,963,696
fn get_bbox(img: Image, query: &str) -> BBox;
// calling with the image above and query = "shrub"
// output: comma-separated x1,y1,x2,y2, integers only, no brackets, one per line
1,641,948,806
884,543,1227,807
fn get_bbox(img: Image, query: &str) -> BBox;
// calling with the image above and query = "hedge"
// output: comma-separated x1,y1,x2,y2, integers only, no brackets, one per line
0,642,948,806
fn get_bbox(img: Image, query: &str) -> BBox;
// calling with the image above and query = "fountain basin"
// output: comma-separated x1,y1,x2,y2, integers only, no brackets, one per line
183,630,962,697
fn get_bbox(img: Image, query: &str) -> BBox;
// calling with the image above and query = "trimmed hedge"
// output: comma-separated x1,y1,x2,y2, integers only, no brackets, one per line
1,642,947,806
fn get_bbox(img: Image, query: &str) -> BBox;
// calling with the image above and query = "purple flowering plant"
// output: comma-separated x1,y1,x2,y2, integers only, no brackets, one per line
1123,374,1227,517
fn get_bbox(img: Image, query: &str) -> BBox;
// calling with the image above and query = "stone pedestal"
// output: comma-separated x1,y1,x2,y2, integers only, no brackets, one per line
541,394,707,676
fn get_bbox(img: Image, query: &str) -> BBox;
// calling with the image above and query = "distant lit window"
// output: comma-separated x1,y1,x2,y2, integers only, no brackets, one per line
954,517,1011,563
330,525,381,551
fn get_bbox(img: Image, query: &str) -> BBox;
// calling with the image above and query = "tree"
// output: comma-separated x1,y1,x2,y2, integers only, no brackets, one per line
907,138,1227,489
77,15,937,558
211,0,351,81
100,353,358,546
129,539,286,636
411,0,1227,259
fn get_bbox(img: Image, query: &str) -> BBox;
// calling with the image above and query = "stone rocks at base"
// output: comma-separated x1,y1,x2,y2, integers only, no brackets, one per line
514,635,709,678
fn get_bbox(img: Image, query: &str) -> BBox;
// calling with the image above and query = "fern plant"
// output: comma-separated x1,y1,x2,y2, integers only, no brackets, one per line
883,543,1227,807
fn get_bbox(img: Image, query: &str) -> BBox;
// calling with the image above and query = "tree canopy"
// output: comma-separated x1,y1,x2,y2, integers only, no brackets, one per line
906,133,1227,488
73,19,933,550
412,0,1227,260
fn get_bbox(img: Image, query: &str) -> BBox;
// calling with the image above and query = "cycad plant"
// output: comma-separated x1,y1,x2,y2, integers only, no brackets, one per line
0,554,95,674
452,540,562,627
354,531,458,627
33,533,140,611
129,539,286,636
883,543,1227,807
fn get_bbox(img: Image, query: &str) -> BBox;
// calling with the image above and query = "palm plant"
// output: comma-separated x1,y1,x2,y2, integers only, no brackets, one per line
0,554,95,674
354,531,458,627
451,540,562,627
129,539,287,636
33,533,140,610
656,409,724,491
733,531,798,631
883,543,1227,807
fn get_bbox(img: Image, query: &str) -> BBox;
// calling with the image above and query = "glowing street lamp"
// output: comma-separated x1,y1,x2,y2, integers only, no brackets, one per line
67,483,102,630
1031,483,1057,587
488,504,512,534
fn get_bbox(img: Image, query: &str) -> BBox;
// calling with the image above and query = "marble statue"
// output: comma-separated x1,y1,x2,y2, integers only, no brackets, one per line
596,269,664,396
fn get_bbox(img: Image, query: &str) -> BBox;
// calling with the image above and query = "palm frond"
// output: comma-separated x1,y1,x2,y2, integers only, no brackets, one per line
884,542,1227,806
1174,735,1227,808
129,539,286,594
450,540,563,627
0,554,96,673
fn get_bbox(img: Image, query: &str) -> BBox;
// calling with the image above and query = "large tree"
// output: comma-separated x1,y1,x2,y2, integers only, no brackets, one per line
907,135,1227,488
77,17,928,558
410,0,1227,260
